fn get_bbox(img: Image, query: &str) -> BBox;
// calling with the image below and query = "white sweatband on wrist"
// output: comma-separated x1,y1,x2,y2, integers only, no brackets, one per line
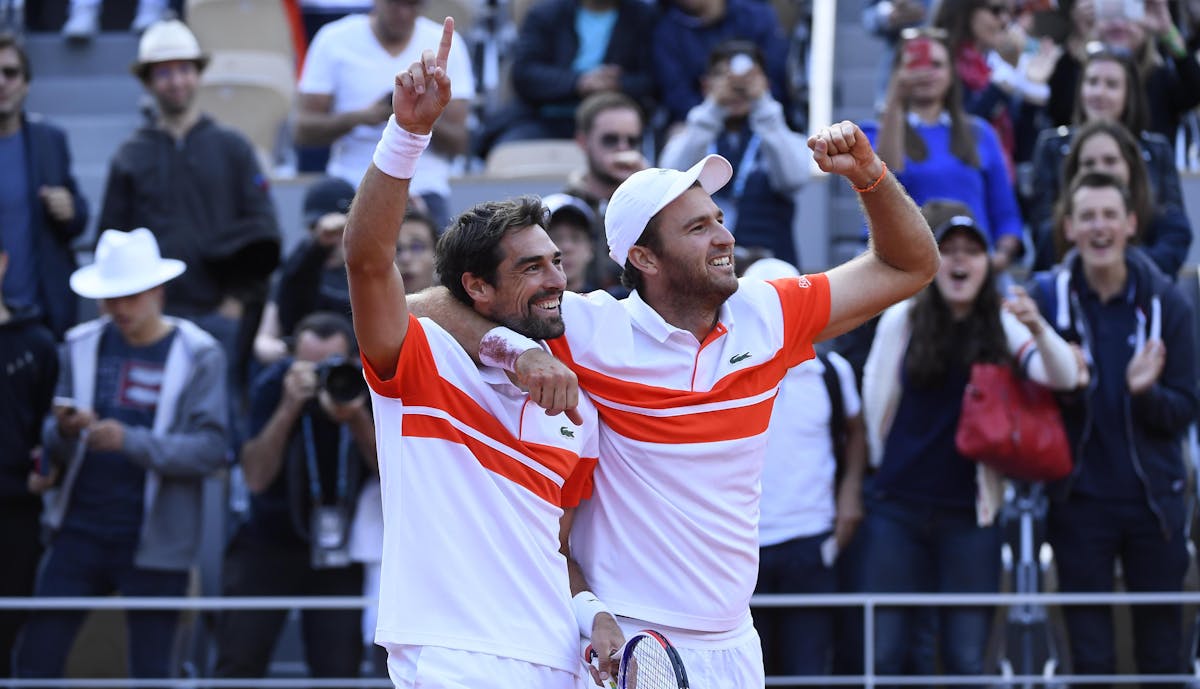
479,327,539,372
372,115,431,180
572,590,612,639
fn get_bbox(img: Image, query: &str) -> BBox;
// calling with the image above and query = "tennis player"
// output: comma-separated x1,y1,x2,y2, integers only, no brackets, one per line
343,19,604,689
415,114,940,686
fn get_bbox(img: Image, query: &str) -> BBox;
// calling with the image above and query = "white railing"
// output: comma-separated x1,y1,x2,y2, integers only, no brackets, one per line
3,590,1198,687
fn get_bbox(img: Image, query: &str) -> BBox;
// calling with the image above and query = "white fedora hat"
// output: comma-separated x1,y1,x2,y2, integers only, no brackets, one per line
70,228,186,299
131,19,209,78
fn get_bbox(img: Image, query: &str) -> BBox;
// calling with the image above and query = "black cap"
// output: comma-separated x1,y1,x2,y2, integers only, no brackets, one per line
543,193,597,237
304,176,356,228
920,199,990,250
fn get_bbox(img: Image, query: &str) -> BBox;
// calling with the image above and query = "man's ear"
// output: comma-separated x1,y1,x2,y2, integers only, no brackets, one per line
627,244,659,276
462,272,493,304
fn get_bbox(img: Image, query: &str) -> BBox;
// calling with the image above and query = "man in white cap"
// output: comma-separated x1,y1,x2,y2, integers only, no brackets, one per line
98,18,280,390
14,228,228,684
374,34,938,681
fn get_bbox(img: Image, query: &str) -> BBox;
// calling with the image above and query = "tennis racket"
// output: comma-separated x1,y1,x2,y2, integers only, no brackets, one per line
587,629,689,689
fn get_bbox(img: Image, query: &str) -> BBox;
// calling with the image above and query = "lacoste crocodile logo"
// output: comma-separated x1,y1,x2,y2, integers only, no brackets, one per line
729,352,752,364
560,427,575,438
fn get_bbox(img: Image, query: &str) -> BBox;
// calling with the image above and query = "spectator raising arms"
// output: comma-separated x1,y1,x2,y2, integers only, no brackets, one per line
865,29,1024,272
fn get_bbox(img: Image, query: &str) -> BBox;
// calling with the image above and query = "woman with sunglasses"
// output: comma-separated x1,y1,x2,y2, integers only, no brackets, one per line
865,30,1025,272
1043,119,1192,272
1029,46,1187,272
932,0,1059,169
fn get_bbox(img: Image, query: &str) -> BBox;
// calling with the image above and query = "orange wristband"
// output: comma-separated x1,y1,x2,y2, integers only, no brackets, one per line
851,162,888,193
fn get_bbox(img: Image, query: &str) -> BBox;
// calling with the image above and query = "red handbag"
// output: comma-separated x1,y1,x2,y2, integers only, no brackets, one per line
955,363,1073,482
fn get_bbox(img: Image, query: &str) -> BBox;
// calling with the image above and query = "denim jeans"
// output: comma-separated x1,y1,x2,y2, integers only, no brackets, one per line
1047,494,1188,686
15,529,189,685
862,495,1001,682
755,531,838,680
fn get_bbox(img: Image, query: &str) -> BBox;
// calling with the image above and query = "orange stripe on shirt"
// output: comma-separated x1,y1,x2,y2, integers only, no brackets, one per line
362,316,595,502
402,414,564,504
595,393,777,444
771,273,831,368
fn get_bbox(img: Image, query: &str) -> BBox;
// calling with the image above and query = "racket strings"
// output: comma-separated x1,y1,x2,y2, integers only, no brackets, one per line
622,639,678,689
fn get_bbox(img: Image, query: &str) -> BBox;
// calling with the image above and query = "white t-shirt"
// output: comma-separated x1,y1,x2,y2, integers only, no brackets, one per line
550,275,831,633
757,350,861,547
365,315,598,675
298,14,476,196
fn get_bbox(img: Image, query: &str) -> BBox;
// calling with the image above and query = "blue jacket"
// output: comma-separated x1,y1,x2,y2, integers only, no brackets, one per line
20,114,89,339
1029,126,1192,275
1030,248,1198,535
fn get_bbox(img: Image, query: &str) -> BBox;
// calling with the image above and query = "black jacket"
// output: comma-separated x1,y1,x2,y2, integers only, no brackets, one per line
0,305,58,504
1031,248,1199,534
98,115,281,315
20,114,89,338
511,0,658,115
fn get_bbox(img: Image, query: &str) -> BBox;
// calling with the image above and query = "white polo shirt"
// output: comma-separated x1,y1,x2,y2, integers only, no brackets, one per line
365,315,598,675
758,350,861,547
550,274,831,632
299,14,477,195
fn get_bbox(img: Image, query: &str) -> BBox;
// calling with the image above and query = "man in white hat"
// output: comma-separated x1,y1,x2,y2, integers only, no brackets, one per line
14,228,228,684
98,18,280,390
398,88,939,685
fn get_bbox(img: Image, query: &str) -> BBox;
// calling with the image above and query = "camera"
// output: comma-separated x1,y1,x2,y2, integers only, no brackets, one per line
317,356,366,404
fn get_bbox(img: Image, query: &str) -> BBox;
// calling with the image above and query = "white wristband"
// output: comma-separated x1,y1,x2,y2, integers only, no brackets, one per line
479,327,539,372
572,590,612,639
372,115,431,180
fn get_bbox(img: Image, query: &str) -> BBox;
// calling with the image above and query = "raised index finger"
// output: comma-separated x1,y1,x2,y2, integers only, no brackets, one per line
437,17,454,71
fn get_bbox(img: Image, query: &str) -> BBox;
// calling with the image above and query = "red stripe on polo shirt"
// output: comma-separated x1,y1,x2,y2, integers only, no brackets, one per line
593,392,776,445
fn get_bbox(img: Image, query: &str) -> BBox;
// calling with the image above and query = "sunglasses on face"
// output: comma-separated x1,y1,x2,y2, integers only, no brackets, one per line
598,133,642,150
0,66,22,80
986,2,1012,17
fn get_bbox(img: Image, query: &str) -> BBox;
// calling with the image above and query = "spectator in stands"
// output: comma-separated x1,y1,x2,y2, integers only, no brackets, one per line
1029,171,1197,685
295,0,476,230
61,0,167,40
253,180,437,365
746,256,867,682
865,30,1024,272
1038,120,1191,275
98,19,282,398
214,312,375,686
563,92,648,291
542,193,599,293
0,33,90,339
1091,0,1200,141
0,234,59,682
659,40,809,266
860,200,1080,683
864,0,934,109
484,0,657,150
1044,0,1097,129
1029,45,1189,271
15,228,228,684
651,0,790,128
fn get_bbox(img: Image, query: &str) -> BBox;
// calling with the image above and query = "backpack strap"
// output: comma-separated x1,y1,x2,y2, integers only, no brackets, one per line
816,347,847,476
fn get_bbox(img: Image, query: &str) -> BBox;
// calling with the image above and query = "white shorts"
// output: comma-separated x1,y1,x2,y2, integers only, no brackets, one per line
577,615,764,689
386,644,578,689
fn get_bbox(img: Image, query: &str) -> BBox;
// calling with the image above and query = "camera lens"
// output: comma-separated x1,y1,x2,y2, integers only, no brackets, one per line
318,358,366,404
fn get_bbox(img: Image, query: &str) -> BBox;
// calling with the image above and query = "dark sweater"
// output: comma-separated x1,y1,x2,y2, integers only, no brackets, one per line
0,306,58,503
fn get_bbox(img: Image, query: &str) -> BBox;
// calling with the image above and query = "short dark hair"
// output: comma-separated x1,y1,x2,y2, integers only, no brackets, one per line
436,196,547,306
0,33,30,82
294,311,356,352
576,91,643,136
1063,171,1133,217
706,39,764,72
402,206,439,244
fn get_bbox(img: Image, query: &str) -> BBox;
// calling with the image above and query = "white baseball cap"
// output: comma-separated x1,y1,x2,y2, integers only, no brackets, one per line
604,154,733,267
70,228,186,299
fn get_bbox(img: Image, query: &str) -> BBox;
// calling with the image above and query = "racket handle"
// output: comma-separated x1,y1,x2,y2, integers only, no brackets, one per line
584,644,619,689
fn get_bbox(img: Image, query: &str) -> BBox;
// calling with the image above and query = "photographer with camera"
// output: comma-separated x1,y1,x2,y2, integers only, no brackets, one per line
213,311,375,685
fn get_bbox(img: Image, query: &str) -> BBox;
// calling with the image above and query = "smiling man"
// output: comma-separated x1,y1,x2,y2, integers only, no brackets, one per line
1031,170,1198,684
417,118,940,686
342,20,603,688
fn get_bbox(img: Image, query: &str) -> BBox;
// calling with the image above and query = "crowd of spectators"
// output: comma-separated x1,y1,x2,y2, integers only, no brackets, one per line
1,0,1200,684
